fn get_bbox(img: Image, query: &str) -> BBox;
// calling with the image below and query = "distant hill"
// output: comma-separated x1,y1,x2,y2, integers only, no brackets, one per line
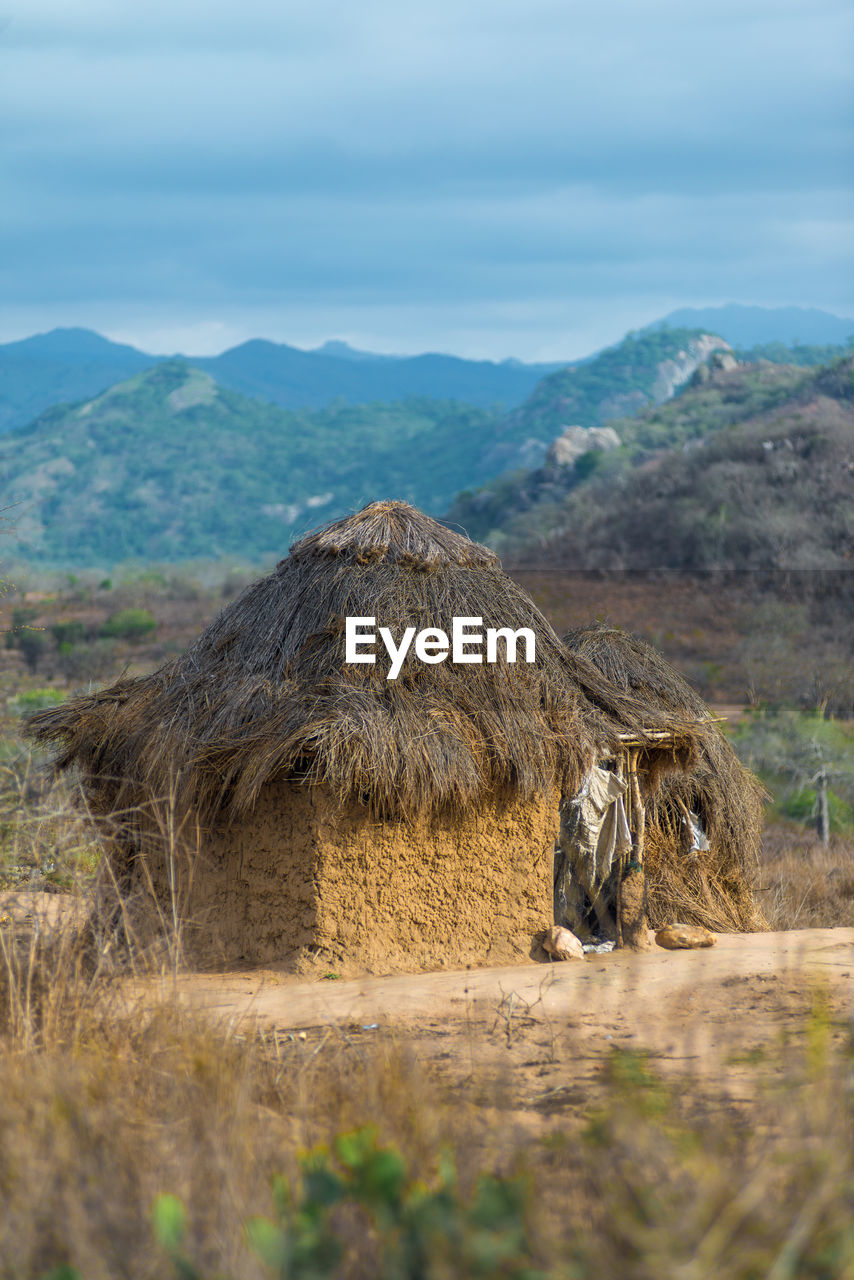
650,305,854,348
448,356,854,570
310,339,402,362
196,339,563,414
478,327,733,473
0,362,518,565
4,318,851,439
0,326,749,567
0,328,563,436
0,328,157,436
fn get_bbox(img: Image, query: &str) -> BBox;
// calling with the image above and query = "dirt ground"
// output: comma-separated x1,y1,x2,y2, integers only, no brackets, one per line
143,925,853,1129
4,890,851,1135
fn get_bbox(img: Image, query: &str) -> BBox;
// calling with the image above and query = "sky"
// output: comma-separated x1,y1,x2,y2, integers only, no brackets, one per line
1,0,853,361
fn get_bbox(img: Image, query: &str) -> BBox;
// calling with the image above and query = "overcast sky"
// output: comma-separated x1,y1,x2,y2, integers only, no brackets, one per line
1,0,852,359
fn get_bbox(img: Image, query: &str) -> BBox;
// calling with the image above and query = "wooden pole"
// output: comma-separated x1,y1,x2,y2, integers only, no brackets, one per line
816,766,830,848
619,750,653,951
615,864,624,949
614,754,625,948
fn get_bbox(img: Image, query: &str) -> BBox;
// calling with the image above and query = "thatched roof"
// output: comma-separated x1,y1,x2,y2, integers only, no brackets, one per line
27,502,694,825
562,621,766,823
563,622,767,930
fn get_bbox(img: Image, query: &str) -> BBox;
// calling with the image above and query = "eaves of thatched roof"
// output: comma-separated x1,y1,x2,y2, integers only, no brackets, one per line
563,621,767,847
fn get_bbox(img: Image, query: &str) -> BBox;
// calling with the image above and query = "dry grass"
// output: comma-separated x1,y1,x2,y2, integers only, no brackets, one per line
533,1015,854,1280
644,816,765,933
0,705,102,895
757,821,854,930
1,898,852,1278
0,883,466,1278
0,759,851,1276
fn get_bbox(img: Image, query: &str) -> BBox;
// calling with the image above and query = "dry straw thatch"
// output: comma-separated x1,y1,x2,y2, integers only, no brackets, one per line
563,623,767,932
27,502,695,831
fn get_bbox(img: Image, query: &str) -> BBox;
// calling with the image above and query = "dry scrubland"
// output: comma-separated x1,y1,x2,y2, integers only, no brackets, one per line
1,567,853,1277
1,887,852,1278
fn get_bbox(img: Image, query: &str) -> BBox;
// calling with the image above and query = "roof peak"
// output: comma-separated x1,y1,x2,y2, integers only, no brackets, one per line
287,500,499,569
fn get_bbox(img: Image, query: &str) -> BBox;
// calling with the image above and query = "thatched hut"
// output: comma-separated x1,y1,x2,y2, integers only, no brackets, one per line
561,623,766,935
29,502,699,972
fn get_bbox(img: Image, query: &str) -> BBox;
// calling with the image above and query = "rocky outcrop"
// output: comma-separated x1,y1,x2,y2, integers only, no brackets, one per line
650,334,733,404
546,425,621,469
689,349,740,386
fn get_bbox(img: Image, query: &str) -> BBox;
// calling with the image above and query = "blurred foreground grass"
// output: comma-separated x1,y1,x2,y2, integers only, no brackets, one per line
1,904,852,1279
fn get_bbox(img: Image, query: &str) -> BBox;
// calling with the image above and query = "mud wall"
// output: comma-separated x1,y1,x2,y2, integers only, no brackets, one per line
129,783,559,973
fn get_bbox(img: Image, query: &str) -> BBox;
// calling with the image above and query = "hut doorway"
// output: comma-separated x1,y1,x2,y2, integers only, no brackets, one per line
555,737,684,951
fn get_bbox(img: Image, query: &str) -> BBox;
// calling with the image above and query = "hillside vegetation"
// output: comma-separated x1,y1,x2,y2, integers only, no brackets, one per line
450,357,854,570
0,329,156,436
1,328,746,567
492,327,732,449
1,363,509,564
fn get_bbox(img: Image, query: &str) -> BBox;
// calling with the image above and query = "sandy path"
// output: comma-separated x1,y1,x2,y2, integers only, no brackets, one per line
133,928,849,1121
5,892,849,1050
5,892,851,1118
150,928,851,1025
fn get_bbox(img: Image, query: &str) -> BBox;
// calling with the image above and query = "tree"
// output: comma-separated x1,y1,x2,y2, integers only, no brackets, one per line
100,608,157,643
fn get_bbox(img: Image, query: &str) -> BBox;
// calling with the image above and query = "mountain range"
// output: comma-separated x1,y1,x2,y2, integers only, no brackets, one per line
1,327,737,566
0,328,561,437
2,313,853,570
2,304,852,437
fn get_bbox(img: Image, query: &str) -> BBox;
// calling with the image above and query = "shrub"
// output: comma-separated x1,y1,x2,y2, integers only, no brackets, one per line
152,1130,540,1280
50,621,86,648
6,688,67,717
56,638,119,684
573,449,601,481
17,629,47,673
99,608,157,643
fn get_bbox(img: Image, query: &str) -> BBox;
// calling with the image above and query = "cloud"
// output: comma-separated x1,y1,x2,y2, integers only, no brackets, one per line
0,0,852,356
